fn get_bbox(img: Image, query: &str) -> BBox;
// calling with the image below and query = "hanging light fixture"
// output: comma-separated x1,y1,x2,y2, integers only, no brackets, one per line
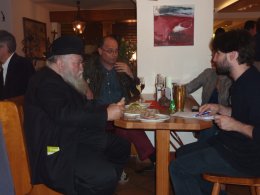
72,0,86,34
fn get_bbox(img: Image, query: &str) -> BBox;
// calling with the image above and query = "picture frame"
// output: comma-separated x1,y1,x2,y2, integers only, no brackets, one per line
154,5,194,46
22,17,47,59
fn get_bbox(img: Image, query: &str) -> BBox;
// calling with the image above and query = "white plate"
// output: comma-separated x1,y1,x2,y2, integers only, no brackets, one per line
139,114,170,123
124,112,140,117
124,112,141,120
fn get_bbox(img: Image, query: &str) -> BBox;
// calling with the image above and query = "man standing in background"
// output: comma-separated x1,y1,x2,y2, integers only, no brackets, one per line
243,20,257,37
0,30,35,100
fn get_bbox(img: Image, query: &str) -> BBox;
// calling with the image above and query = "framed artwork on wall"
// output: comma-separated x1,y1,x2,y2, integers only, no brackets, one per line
22,17,47,59
154,5,194,46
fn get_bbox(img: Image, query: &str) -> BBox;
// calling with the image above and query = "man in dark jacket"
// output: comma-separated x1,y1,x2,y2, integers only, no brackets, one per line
24,35,130,195
170,29,260,195
84,35,156,172
0,30,35,100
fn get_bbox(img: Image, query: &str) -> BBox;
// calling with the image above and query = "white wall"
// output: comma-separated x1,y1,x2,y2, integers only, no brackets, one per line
0,0,12,31
136,0,214,147
0,0,51,56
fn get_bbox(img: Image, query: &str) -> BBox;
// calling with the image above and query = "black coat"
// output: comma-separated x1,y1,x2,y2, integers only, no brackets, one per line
0,53,35,100
24,67,108,194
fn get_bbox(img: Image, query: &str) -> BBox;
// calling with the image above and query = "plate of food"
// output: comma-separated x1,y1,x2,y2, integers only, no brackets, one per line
139,109,170,122
140,114,170,123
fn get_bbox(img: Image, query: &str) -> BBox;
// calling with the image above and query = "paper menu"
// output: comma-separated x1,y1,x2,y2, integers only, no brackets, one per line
171,111,214,120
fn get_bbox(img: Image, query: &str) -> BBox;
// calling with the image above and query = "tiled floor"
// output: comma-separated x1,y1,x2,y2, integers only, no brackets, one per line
115,156,251,195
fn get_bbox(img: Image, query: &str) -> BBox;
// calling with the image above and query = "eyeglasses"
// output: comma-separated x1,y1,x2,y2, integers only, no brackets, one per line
101,48,119,55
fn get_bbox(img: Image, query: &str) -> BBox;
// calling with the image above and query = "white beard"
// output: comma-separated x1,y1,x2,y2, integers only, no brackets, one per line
62,70,87,95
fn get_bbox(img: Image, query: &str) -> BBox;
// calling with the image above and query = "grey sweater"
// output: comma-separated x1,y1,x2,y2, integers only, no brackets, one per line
185,68,232,106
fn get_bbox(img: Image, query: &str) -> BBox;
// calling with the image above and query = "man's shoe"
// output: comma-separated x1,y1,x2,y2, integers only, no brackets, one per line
118,170,129,184
135,162,155,173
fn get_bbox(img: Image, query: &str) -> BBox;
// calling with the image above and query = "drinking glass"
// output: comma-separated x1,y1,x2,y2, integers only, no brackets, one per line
139,77,145,91
174,84,186,112
155,74,164,88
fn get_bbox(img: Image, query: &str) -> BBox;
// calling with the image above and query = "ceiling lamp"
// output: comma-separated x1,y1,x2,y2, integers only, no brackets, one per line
72,1,86,34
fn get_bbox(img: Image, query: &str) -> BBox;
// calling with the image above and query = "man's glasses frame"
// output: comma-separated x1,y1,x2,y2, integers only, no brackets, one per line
101,48,119,55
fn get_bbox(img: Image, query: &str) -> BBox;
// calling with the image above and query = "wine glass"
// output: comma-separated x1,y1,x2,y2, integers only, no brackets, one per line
156,74,164,88
139,77,145,91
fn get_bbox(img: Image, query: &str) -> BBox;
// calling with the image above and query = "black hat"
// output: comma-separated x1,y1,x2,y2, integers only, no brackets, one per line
46,35,84,59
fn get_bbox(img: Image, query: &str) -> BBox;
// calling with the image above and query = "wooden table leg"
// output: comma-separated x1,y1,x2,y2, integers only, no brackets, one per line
156,129,170,195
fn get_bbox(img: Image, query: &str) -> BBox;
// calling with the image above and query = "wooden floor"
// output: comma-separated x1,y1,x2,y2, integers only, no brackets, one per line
115,156,251,195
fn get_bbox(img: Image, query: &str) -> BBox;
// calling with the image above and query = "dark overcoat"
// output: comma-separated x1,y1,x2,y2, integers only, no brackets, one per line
24,67,107,194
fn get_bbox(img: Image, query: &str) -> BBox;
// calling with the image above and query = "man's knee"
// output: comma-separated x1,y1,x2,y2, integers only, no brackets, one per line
94,169,118,187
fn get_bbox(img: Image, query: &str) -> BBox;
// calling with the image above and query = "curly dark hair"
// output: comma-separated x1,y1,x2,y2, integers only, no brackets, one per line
212,29,255,66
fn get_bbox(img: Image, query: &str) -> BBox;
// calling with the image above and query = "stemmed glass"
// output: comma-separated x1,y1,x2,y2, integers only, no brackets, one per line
139,77,145,92
155,74,164,89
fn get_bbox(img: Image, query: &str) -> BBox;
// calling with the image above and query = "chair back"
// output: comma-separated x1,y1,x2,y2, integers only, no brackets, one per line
0,100,31,194
0,96,61,195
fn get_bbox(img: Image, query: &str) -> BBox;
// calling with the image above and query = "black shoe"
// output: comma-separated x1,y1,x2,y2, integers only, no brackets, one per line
135,163,155,173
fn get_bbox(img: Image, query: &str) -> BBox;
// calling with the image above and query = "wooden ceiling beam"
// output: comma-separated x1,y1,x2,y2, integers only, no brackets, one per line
50,9,137,23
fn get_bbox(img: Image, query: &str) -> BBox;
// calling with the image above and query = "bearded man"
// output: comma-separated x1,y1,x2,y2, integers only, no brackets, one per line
24,35,130,195
170,29,260,195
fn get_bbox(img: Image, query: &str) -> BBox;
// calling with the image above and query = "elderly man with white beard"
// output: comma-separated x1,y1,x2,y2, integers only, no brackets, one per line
23,35,130,195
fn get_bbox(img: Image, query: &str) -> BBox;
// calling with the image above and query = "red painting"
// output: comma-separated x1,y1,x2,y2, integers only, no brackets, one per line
154,6,194,46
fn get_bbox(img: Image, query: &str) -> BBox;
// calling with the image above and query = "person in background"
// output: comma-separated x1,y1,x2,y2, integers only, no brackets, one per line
244,20,257,37
254,17,260,71
185,55,232,106
0,30,35,100
24,35,130,195
170,29,260,195
214,27,225,37
84,35,156,174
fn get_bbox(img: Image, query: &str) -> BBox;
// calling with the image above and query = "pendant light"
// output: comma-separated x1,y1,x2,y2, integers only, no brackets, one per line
72,1,86,34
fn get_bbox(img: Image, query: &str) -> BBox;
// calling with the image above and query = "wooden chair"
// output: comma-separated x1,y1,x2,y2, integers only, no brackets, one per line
170,131,184,151
0,98,61,195
203,173,260,195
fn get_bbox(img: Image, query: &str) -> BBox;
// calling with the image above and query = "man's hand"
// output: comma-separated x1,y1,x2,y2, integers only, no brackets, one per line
199,103,231,116
114,62,134,79
107,98,125,121
117,97,125,106
214,115,254,138
214,115,237,131
199,103,220,115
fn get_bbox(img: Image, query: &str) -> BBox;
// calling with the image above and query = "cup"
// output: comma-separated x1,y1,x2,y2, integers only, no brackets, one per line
173,84,186,112
139,77,145,91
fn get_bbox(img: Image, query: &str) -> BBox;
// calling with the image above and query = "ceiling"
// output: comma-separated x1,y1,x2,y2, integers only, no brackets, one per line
32,0,260,31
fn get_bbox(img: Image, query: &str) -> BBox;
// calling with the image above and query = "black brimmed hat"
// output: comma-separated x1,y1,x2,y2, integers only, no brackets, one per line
46,35,84,59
